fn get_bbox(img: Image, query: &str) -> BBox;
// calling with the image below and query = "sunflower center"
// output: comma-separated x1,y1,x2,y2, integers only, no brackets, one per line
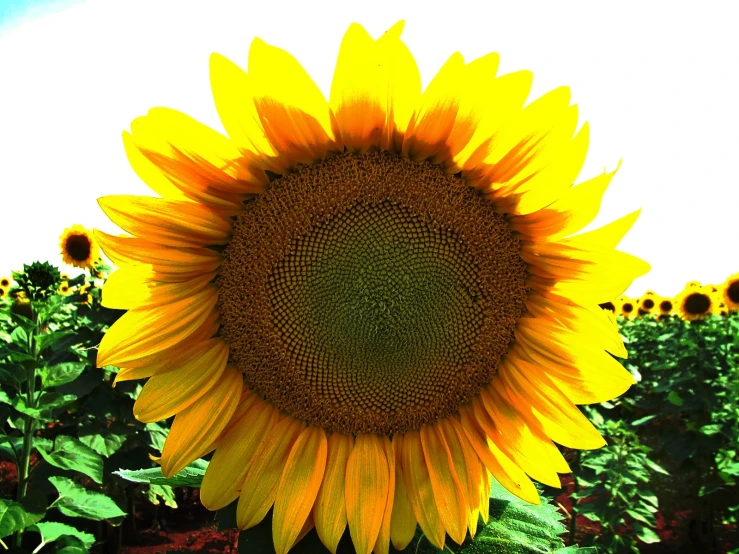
728,281,739,304
685,293,711,315
218,151,529,435
643,298,654,310
660,300,673,312
65,234,92,262
623,303,634,313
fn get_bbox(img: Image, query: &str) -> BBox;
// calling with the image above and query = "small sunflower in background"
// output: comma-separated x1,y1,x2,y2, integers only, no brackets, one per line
658,297,674,317
638,291,658,316
0,276,10,288
0,287,7,299
676,285,718,321
720,272,739,312
95,22,649,554
618,296,637,319
60,273,70,281
58,281,71,295
60,224,100,268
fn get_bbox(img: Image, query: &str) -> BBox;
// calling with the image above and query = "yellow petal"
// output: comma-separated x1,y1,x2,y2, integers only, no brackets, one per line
272,426,328,554
400,431,445,549
345,434,389,554
330,21,420,153
479,465,491,523
564,209,642,250
420,424,468,545
313,434,353,554
456,409,539,504
133,338,228,422
402,53,465,163
94,230,221,282
236,418,304,529
97,286,218,367
102,267,215,310
389,436,417,551
160,365,242,477
98,195,232,248
248,38,336,167
209,53,276,159
372,436,395,554
502,356,607,449
200,400,279,510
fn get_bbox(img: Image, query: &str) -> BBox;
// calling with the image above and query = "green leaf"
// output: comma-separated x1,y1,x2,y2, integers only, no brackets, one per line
53,534,91,554
36,436,104,484
39,362,87,388
666,390,683,406
144,484,178,508
113,459,208,488
10,327,29,349
28,521,95,549
34,392,77,413
0,434,23,463
0,365,26,388
644,458,670,476
633,523,661,544
49,476,126,521
78,428,127,458
35,330,75,353
0,492,47,539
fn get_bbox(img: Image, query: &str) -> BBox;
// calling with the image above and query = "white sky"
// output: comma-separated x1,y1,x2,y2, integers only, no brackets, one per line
0,0,737,297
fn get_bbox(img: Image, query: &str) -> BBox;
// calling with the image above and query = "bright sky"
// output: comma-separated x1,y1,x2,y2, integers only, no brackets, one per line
1,0,737,297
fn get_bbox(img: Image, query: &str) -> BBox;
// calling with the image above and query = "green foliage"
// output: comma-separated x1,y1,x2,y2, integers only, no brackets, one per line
113,459,209,488
0,262,171,553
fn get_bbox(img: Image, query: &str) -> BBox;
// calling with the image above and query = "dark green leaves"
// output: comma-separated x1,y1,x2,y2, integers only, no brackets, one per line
27,521,95,550
39,362,86,388
113,459,209,488
0,492,47,539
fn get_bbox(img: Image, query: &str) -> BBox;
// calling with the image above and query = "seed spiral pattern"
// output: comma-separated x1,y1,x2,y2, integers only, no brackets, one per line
218,151,529,435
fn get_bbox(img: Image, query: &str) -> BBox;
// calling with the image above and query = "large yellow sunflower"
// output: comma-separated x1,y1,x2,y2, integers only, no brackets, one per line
96,22,648,554
60,224,100,268
720,272,739,312
675,285,718,321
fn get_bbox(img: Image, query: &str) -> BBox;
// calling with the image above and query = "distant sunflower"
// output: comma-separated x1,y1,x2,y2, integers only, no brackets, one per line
720,273,739,312
0,277,10,288
0,287,7,299
638,291,657,316
60,225,99,268
618,296,636,319
58,281,70,295
658,297,674,316
676,285,717,321
96,22,648,554
60,273,70,281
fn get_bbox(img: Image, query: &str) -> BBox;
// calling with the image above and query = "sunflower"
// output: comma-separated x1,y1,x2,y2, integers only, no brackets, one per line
720,273,739,312
638,291,657,316
658,297,674,317
0,276,10,288
58,281,70,295
60,225,99,268
618,296,637,319
676,285,718,321
96,22,648,554
0,287,7,299
60,273,70,281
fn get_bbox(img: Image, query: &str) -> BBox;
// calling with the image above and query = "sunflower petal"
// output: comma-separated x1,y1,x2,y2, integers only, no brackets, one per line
98,195,232,248
389,436,417,551
345,434,389,554
248,38,336,166
102,267,215,310
133,338,228,422
400,431,445,549
373,436,395,554
94,230,221,281
272,426,328,554
420,424,468,544
97,286,218,367
236,418,304,529
456,409,539,504
314,434,353,554
200,400,279,510
160,365,241,477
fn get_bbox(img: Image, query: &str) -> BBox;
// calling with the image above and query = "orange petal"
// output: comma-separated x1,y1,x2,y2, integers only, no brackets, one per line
200,400,279,510
314,434,353,554
102,267,214,311
272,426,328,554
97,286,218,367
345,434,390,554
98,195,232,248
372,436,395,554
420,424,468,544
236,418,304,529
94,230,221,281
160,365,242,476
400,432,445,549
389,436,417,551
133,338,228,422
